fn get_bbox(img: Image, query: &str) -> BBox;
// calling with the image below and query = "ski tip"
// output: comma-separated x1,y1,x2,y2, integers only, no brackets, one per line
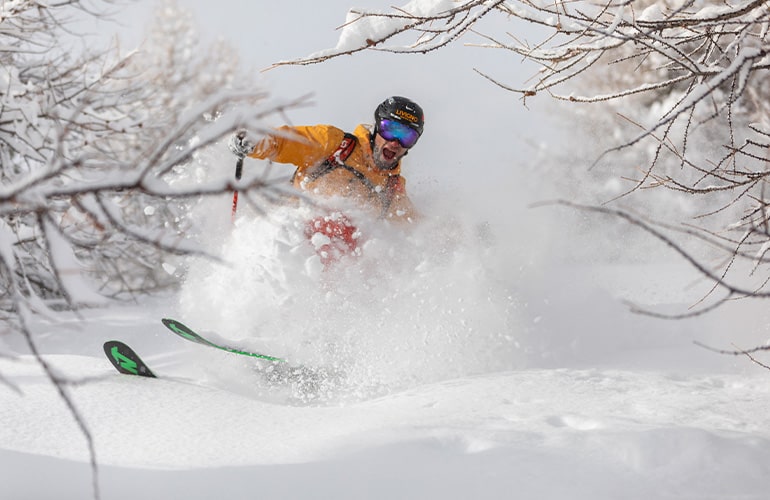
162,318,189,334
162,318,200,341
162,318,193,333
103,340,156,378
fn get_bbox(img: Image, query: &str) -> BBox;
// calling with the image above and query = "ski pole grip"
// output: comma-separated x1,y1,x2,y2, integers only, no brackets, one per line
231,156,244,221
235,156,244,181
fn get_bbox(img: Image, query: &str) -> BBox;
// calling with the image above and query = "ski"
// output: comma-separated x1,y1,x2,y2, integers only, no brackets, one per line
105,324,344,401
103,340,156,378
161,318,287,363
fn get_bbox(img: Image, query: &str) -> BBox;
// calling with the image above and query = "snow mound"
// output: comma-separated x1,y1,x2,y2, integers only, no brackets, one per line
2,353,769,500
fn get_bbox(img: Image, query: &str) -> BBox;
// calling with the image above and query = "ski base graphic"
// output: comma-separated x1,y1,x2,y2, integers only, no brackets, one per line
103,340,156,378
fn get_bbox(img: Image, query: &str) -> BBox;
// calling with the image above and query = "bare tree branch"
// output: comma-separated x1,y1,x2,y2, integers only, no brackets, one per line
1,2,311,498
694,341,770,370
284,1,770,330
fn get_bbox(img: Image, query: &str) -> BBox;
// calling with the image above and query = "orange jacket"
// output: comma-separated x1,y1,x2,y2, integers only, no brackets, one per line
248,124,416,222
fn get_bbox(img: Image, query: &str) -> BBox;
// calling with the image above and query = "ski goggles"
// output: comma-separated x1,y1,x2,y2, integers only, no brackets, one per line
377,119,421,149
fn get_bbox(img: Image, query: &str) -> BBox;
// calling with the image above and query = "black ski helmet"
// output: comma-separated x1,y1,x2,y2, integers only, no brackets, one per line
374,96,424,136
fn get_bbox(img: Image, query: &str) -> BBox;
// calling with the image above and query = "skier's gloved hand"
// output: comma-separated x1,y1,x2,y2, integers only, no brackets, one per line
228,130,254,158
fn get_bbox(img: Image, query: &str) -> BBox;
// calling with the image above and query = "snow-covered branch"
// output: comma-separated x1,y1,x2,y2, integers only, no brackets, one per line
270,0,505,67
277,0,770,315
1,3,308,496
1,1,306,311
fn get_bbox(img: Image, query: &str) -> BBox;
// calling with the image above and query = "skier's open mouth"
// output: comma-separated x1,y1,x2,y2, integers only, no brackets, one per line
382,148,396,161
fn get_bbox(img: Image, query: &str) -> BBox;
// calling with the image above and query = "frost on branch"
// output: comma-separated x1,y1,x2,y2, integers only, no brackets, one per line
271,0,492,66
0,2,307,491
0,0,304,314
0,2,305,498
278,0,770,312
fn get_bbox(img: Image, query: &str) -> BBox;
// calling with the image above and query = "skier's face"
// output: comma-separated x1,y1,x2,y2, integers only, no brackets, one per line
372,132,408,171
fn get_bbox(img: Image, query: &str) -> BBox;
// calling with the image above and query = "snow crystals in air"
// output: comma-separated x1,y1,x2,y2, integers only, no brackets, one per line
4,1,770,498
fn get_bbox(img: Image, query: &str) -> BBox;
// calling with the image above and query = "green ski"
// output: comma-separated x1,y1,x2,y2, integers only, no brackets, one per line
102,321,344,401
103,340,156,378
161,318,286,362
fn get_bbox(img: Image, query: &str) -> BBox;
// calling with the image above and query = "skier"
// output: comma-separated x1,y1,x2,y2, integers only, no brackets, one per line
228,96,425,266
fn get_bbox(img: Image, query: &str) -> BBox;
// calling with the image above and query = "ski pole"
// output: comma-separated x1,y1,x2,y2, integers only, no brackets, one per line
231,155,244,221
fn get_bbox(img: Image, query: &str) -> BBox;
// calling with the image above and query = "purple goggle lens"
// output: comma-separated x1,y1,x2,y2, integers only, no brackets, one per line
378,119,420,148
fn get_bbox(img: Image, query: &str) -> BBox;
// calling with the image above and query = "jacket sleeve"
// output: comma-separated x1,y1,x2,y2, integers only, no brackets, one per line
248,125,345,169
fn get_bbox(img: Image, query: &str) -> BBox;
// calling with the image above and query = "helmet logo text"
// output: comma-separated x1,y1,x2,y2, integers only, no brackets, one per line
394,109,419,123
